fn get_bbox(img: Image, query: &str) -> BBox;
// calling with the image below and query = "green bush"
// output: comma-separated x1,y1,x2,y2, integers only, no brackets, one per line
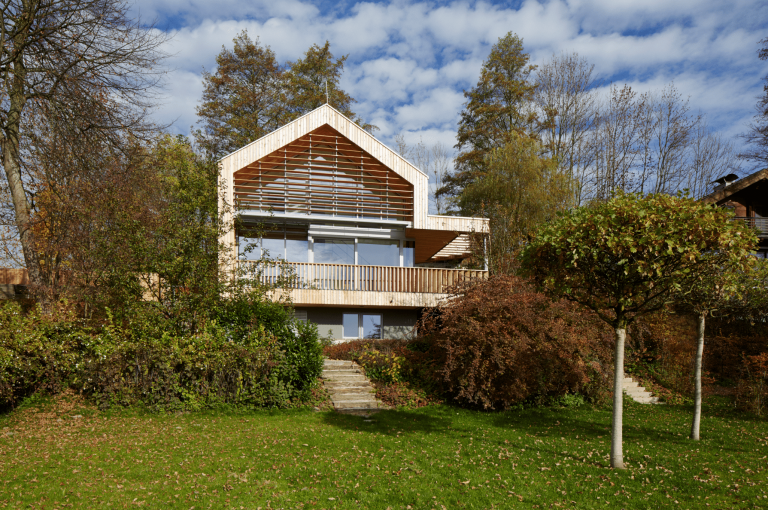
78,321,294,410
0,302,86,408
0,297,323,411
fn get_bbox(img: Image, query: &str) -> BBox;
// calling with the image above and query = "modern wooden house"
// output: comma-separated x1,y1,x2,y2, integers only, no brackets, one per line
218,104,489,340
701,169,768,257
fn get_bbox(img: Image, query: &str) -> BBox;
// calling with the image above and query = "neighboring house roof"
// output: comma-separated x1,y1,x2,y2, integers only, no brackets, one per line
700,168,768,205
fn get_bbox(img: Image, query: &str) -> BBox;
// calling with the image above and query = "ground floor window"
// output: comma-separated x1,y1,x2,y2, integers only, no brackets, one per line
342,313,382,339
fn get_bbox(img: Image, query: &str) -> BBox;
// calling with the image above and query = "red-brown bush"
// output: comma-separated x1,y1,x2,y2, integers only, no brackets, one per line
419,274,613,409
736,353,768,415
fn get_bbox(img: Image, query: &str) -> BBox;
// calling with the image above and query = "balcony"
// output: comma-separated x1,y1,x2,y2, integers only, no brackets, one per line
240,261,487,307
733,217,768,237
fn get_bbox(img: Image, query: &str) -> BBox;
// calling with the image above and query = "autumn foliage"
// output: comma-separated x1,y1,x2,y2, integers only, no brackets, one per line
419,275,614,409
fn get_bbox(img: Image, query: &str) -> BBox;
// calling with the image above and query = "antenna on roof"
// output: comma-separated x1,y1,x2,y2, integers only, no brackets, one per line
325,79,329,104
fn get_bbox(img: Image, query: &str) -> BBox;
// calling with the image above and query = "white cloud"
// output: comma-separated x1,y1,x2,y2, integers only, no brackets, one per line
137,0,768,155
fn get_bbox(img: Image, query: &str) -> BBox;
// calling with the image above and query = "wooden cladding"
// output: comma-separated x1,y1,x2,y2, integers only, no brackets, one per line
0,268,28,285
234,125,414,222
243,261,486,294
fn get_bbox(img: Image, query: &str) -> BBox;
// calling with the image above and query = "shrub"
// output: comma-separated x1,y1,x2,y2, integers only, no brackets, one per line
0,298,323,411
78,322,294,410
736,353,768,416
0,302,86,408
357,350,404,383
420,274,613,409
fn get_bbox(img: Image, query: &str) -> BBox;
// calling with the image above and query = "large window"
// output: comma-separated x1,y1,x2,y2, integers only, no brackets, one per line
343,313,382,339
240,225,415,267
239,224,309,262
314,239,354,264
358,239,399,266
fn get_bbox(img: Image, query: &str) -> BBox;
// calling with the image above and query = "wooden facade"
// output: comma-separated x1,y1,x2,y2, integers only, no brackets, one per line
219,104,489,308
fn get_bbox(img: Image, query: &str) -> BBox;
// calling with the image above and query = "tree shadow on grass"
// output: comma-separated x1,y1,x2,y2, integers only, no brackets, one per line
320,408,452,436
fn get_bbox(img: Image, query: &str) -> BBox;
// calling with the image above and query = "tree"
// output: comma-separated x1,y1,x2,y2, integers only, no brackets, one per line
284,41,373,131
520,192,755,468
196,33,371,160
674,250,757,441
535,52,600,206
740,37,768,167
685,123,738,199
460,134,572,273
0,0,167,308
195,32,285,159
442,32,537,206
393,135,452,215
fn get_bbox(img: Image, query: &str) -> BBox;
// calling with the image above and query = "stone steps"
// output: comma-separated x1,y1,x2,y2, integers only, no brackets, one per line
622,376,659,404
321,359,385,415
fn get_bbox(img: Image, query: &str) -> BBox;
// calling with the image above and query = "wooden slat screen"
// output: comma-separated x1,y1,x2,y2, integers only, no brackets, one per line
244,261,487,294
234,125,414,222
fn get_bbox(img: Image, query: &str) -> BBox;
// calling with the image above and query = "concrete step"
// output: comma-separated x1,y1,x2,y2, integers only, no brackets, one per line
322,373,369,381
322,365,362,372
622,376,660,404
331,394,377,403
323,379,373,390
321,358,385,413
333,400,380,409
331,387,375,396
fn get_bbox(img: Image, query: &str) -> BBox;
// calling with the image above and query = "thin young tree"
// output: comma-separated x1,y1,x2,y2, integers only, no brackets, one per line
520,192,752,468
0,0,168,307
675,247,757,441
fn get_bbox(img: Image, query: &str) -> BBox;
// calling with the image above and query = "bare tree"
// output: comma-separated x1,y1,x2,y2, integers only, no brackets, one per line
740,37,768,168
0,0,168,307
648,84,701,194
535,52,600,206
686,122,738,199
393,134,454,215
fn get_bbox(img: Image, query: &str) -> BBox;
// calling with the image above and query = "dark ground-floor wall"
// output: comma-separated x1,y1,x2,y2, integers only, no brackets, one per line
294,307,419,342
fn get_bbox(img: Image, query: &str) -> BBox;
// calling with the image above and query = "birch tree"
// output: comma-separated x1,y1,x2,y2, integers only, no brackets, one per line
520,192,751,468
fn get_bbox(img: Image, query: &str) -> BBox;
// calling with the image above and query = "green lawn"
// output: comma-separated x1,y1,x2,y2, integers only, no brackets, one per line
1,393,766,509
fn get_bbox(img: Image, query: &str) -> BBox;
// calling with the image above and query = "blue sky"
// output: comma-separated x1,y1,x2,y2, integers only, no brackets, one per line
133,0,768,158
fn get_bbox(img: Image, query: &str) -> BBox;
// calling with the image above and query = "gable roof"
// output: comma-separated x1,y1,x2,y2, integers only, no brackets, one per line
700,168,768,205
219,104,426,185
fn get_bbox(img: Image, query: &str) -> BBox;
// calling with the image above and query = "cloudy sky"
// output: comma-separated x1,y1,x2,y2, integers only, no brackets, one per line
133,0,768,156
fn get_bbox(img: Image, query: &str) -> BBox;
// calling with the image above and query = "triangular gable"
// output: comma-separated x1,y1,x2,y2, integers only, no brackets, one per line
234,124,415,222
219,103,428,227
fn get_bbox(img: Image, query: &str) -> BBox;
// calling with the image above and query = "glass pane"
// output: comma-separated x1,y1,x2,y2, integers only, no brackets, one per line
362,314,382,339
238,237,261,261
261,237,285,260
343,314,358,338
358,239,400,266
403,241,415,267
286,239,308,262
314,239,354,264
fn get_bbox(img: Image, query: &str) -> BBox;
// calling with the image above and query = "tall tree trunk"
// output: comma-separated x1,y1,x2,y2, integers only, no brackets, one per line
611,326,626,469
2,90,46,307
690,312,706,440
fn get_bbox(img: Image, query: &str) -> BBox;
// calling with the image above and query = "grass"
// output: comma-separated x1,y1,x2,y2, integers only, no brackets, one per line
0,393,766,509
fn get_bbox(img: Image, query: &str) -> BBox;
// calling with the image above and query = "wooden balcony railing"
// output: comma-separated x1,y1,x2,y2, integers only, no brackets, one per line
241,261,487,294
733,217,768,237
